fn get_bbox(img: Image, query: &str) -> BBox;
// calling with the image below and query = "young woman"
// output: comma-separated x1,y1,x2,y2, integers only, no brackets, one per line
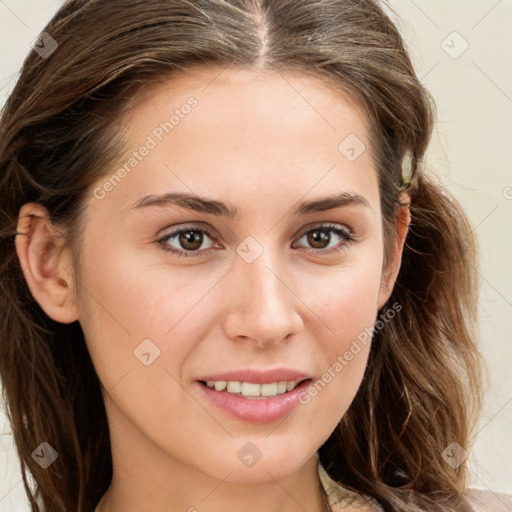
1,1,510,511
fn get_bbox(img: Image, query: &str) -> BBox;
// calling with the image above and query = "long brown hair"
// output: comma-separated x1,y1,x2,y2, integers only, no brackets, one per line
0,1,482,511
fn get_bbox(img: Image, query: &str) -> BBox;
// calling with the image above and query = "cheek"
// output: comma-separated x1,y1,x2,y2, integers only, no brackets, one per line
76,234,228,390
307,248,384,338
298,250,384,415
300,281,377,433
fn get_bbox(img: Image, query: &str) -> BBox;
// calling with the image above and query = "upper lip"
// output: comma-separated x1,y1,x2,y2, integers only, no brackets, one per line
198,368,311,384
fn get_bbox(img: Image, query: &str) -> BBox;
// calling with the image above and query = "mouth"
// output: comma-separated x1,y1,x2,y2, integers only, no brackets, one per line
199,378,309,399
196,377,313,424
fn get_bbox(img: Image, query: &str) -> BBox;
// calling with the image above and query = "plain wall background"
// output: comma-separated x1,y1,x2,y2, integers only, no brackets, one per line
0,1,511,510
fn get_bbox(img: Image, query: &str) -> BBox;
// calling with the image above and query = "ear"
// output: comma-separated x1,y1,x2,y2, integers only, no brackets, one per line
15,202,79,324
377,192,411,310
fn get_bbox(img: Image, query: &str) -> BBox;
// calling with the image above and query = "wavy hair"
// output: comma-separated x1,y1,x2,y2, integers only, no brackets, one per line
0,1,482,511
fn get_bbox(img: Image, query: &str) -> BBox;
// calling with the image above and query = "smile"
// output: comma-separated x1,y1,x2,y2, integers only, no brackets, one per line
202,380,302,398
197,377,312,424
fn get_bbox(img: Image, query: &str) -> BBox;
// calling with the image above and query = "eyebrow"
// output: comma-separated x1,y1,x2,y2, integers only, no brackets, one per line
129,191,371,218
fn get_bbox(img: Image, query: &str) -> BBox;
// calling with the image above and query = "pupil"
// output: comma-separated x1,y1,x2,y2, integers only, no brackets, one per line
180,230,202,250
309,229,329,249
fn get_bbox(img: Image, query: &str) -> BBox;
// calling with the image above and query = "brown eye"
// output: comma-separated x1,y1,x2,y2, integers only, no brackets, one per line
294,224,356,255
158,226,217,257
307,229,332,249
178,230,204,251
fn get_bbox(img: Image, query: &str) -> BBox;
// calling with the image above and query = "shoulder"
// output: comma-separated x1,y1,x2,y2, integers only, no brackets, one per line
463,488,512,512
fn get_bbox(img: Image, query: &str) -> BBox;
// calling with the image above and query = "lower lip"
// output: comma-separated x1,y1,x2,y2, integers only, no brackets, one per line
197,380,311,424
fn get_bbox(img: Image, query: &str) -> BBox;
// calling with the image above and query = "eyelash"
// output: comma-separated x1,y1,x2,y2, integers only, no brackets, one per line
156,223,357,258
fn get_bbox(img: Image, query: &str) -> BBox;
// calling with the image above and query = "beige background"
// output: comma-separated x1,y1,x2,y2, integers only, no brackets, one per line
0,1,511,510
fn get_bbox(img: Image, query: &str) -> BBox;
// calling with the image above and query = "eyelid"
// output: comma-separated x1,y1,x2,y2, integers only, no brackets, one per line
293,221,355,240
156,223,217,245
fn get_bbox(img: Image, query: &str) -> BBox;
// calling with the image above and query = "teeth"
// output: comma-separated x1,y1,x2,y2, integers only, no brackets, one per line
214,381,227,391
286,380,297,392
261,382,277,396
277,381,287,394
205,379,301,397
227,381,241,393
241,382,260,396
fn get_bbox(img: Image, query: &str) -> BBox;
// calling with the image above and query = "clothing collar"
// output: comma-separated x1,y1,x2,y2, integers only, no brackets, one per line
317,454,383,511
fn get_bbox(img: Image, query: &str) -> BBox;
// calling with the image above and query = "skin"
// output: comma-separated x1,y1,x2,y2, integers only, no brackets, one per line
16,66,410,512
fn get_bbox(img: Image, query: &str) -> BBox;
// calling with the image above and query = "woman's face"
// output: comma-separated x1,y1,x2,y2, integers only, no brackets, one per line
75,67,402,483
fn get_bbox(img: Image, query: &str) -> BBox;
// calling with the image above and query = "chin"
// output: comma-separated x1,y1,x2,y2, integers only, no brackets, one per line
201,437,316,484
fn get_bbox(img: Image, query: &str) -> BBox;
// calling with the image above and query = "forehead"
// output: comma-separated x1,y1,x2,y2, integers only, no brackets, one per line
124,65,371,145
86,66,379,218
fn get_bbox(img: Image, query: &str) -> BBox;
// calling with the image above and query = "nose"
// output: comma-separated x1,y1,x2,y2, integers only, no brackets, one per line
220,245,304,348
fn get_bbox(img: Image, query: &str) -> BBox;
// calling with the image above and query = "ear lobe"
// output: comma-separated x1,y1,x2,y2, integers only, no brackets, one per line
15,202,79,324
377,193,411,310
